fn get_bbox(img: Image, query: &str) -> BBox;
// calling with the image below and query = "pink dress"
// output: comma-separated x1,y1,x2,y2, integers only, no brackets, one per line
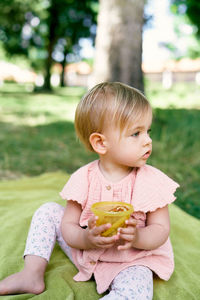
60,160,179,294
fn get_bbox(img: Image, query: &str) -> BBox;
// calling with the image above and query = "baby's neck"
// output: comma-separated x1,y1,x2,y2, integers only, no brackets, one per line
98,159,133,183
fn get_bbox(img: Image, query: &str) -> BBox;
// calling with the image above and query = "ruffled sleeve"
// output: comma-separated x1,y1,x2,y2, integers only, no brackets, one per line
132,165,179,213
59,163,91,209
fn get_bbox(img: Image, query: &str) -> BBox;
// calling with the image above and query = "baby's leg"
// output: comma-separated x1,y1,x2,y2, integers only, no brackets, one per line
0,255,47,295
100,265,153,300
0,202,66,295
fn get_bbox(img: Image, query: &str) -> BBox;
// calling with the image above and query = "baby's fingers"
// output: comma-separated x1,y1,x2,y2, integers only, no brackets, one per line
118,226,136,236
92,223,111,236
118,241,132,251
118,226,137,243
88,215,98,229
118,233,135,242
125,218,137,226
99,235,118,245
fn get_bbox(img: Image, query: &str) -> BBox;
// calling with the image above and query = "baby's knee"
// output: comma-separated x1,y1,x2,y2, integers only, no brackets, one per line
34,202,64,217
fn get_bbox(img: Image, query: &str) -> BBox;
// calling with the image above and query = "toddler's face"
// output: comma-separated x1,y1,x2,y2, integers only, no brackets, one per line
103,112,152,169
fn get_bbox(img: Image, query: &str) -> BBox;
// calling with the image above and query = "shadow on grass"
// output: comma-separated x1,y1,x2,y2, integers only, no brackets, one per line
0,120,97,177
0,108,200,219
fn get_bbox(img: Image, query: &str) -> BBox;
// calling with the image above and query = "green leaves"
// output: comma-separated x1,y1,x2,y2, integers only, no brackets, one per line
0,0,98,88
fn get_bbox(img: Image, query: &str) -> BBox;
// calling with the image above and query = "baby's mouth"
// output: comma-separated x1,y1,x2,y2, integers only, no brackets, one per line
142,150,151,159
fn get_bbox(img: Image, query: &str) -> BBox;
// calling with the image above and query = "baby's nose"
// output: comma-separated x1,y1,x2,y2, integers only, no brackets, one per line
144,134,152,145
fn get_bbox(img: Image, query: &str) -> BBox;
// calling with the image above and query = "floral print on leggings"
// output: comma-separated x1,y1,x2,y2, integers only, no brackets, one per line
100,266,153,300
24,202,72,261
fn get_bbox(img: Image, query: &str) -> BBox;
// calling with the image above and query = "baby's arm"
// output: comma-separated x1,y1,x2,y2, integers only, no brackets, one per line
118,205,170,251
61,200,118,250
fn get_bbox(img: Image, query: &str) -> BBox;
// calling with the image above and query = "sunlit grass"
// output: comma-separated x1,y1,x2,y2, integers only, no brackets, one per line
145,80,200,109
0,82,200,219
0,83,86,125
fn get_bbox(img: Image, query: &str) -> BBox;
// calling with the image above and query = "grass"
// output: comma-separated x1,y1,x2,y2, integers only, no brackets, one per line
146,80,200,109
0,81,200,219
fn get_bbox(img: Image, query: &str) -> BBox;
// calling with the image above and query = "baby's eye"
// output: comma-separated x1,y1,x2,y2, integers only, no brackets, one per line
131,131,140,137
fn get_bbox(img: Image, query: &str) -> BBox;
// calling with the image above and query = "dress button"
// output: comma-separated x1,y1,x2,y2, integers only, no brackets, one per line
90,261,96,265
106,185,111,190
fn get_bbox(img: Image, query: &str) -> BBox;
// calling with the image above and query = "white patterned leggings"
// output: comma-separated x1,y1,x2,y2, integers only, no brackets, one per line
24,202,153,300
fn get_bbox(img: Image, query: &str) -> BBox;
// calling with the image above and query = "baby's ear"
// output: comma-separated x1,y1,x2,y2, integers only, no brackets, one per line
89,133,107,154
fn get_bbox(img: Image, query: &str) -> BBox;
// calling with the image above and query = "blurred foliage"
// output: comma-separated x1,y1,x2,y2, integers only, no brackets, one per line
171,0,200,37
169,0,200,59
0,0,98,89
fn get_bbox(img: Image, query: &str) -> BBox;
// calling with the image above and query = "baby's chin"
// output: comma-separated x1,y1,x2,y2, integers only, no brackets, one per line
133,160,148,168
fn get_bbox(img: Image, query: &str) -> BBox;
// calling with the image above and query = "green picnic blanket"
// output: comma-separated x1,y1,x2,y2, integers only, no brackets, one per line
0,172,200,299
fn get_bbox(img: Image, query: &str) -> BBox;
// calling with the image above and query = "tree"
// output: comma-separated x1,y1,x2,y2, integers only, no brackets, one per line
92,0,145,91
42,0,98,89
0,0,98,90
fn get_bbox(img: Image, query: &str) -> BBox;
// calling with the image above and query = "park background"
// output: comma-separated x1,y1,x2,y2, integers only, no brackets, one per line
0,0,200,221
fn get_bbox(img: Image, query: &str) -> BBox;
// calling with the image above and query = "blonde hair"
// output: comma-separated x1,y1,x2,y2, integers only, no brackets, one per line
75,82,152,151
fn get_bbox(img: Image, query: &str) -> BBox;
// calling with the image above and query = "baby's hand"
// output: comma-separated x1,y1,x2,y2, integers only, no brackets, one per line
86,216,119,249
117,216,137,250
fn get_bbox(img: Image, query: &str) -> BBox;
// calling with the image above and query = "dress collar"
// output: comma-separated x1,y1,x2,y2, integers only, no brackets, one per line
94,160,136,186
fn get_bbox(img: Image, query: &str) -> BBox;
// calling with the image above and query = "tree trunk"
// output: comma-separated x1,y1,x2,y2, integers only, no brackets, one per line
93,0,145,91
60,48,68,87
43,0,59,91
44,47,52,91
60,59,65,87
